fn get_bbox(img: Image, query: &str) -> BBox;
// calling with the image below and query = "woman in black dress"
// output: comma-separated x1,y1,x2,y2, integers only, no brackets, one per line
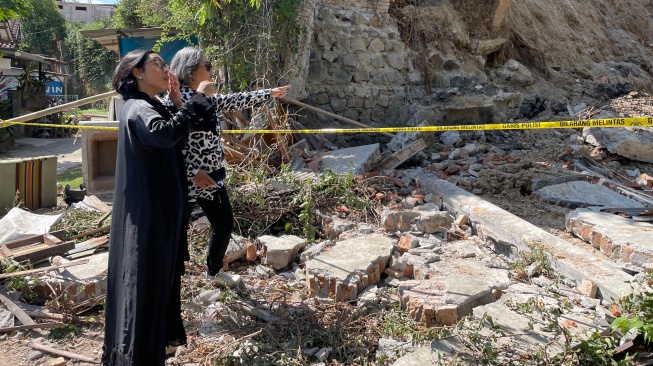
102,49,216,366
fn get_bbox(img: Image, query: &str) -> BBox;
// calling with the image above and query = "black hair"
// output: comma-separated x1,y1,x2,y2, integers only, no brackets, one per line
112,49,155,95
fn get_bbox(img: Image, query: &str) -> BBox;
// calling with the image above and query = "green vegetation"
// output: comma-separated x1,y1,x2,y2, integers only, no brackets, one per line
56,167,84,191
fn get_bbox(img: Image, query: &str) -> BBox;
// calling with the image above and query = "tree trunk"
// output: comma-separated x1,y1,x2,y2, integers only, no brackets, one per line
281,0,316,101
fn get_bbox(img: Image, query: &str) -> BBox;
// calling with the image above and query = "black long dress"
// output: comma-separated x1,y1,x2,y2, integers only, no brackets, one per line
102,91,215,366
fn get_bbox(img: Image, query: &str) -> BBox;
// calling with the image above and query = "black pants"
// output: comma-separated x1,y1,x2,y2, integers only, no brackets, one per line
186,186,234,276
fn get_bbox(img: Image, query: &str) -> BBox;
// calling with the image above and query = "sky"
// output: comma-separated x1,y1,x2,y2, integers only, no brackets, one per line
89,0,118,4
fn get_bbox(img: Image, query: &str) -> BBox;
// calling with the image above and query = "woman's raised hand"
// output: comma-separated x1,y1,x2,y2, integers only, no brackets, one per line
271,85,291,99
167,73,182,108
197,80,216,96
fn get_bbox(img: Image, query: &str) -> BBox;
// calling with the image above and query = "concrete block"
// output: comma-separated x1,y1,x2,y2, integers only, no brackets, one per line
260,235,307,270
80,121,119,195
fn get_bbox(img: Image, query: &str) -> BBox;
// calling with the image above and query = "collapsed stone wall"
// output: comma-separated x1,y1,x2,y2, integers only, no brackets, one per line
299,0,653,148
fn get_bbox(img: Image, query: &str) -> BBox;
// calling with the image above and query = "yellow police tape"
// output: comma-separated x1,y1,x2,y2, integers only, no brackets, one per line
2,116,653,134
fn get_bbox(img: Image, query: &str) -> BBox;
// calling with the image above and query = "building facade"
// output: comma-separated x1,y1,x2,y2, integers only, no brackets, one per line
56,0,115,25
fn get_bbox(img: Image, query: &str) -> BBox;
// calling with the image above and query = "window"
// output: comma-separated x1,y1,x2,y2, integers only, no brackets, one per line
75,6,86,11
57,5,63,9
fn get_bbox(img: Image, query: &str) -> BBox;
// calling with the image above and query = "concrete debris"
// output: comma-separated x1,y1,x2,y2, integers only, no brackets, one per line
319,143,380,175
259,235,307,270
531,181,643,209
305,234,394,301
566,209,653,267
583,126,653,163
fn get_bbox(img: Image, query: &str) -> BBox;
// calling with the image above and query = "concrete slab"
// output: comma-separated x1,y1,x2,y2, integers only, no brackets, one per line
319,143,380,175
531,181,643,209
397,242,510,326
260,235,307,270
407,169,636,301
305,234,394,301
566,209,653,268
61,251,108,279
391,347,434,366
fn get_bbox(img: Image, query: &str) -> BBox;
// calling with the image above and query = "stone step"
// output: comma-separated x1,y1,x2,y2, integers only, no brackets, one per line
407,169,636,301
304,234,394,301
566,209,653,269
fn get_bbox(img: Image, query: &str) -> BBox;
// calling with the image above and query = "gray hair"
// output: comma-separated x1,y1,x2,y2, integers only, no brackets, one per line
169,47,205,85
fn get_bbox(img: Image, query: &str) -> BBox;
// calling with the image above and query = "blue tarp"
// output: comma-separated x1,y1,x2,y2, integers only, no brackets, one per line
118,36,197,62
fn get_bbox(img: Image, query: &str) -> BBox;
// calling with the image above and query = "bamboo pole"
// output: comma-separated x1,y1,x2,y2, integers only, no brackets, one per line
4,91,119,123
280,97,395,138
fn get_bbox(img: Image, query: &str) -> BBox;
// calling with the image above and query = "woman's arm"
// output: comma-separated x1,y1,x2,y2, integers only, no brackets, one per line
129,94,214,148
211,89,271,114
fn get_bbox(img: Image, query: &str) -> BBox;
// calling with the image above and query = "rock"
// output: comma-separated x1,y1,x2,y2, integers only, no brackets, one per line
225,235,249,264
583,127,653,163
525,262,541,277
302,347,320,356
477,38,507,56
440,131,462,146
28,350,44,361
256,264,274,278
376,338,412,361
577,279,598,298
413,205,454,234
48,357,66,366
496,59,533,86
260,235,307,270
196,289,222,306
316,347,333,362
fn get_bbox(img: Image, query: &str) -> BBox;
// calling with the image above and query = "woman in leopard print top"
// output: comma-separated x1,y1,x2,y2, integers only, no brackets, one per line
165,47,291,282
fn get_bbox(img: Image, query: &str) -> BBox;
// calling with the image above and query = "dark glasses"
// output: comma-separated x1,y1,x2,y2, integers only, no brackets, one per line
145,58,169,71
202,63,212,72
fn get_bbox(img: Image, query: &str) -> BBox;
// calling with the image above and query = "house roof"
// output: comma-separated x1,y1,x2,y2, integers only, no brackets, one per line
80,27,177,52
0,20,21,50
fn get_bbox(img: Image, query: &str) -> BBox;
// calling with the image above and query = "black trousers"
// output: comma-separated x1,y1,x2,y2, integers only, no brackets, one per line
185,186,234,276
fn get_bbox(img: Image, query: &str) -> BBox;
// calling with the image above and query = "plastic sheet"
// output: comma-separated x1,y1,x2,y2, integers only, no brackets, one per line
0,208,63,244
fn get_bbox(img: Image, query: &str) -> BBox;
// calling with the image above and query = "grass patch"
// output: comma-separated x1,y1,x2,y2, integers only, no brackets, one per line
80,108,108,116
57,167,84,189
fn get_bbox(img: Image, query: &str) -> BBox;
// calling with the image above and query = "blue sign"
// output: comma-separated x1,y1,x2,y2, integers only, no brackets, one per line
46,81,63,95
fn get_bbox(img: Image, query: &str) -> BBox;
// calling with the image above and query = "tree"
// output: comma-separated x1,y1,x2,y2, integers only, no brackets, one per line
0,0,31,21
113,0,144,28
64,19,117,97
18,0,66,56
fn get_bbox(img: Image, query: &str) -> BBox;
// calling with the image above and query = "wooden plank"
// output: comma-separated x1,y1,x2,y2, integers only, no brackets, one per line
281,97,394,138
65,236,109,256
11,241,75,263
379,138,427,170
43,234,62,246
0,322,65,333
30,342,100,363
0,289,46,336
0,259,89,280
492,0,511,29
3,234,47,250
264,105,292,163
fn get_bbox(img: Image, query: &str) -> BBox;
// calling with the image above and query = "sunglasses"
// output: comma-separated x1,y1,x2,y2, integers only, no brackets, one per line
201,63,212,72
145,58,169,71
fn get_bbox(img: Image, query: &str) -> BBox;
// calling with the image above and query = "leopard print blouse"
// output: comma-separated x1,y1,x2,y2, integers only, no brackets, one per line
162,85,270,202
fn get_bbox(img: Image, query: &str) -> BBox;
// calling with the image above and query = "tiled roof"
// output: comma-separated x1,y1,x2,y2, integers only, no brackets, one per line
0,20,20,50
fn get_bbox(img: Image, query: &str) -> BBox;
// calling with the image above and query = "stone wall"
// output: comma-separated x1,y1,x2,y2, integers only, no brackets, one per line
304,7,413,146
301,5,522,147
318,0,390,15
